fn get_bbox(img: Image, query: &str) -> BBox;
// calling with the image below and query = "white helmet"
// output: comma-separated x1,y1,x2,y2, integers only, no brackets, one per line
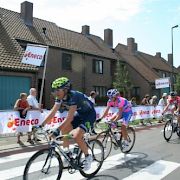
107,89,119,99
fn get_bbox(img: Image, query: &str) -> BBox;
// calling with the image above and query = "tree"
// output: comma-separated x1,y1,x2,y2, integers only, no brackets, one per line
174,73,180,94
113,60,133,98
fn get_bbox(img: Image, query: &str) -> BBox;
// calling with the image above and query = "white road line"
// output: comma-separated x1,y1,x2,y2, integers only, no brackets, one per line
0,151,37,164
0,152,138,180
43,153,139,180
123,160,180,180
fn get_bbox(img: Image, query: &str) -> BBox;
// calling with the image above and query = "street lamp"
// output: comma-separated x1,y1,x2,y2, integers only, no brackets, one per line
171,25,178,91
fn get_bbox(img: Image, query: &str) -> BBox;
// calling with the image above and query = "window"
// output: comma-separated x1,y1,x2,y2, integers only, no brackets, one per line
162,72,166,78
132,87,140,97
94,86,107,97
62,53,72,70
93,59,103,74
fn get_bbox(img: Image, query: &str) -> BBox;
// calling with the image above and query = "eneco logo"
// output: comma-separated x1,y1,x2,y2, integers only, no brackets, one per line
7,114,16,131
24,51,43,60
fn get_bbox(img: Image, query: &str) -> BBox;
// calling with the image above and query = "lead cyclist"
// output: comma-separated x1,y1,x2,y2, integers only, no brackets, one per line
41,77,96,171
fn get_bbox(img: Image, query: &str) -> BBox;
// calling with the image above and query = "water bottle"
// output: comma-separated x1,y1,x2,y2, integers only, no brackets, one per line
114,132,120,140
73,145,79,158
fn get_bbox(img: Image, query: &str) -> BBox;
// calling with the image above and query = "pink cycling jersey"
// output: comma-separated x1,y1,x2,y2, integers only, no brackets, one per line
107,96,132,113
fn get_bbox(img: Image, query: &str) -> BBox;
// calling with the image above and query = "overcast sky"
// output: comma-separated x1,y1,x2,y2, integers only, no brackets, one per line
0,0,180,67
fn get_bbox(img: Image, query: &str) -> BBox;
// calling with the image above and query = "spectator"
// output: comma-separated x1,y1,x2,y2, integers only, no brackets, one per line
158,93,168,107
14,93,31,143
149,95,158,106
88,91,97,105
27,88,43,143
129,97,137,107
140,94,150,125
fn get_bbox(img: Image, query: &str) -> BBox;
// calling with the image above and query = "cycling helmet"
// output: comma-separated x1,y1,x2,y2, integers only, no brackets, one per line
51,77,71,90
170,91,177,97
107,89,119,99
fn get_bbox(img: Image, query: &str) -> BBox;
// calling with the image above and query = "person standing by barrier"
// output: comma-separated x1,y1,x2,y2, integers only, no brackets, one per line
140,94,150,125
88,91,97,105
14,93,31,143
158,93,168,123
27,88,43,143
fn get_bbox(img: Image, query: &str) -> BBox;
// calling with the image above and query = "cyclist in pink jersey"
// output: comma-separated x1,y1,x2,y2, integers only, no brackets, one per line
98,89,133,147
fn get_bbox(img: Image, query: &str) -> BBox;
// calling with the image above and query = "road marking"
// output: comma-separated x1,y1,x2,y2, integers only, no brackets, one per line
123,160,180,180
0,152,138,180
43,153,139,180
0,151,37,164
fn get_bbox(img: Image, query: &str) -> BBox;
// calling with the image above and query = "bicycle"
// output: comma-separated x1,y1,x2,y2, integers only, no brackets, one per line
23,128,104,179
96,120,135,160
163,113,180,142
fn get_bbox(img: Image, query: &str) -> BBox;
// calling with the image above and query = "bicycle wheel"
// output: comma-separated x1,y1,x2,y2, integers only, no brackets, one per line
78,139,104,178
163,120,173,142
120,127,136,153
23,148,63,180
96,131,112,159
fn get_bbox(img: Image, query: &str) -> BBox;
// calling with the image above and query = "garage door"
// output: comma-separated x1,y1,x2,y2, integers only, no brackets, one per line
0,76,31,110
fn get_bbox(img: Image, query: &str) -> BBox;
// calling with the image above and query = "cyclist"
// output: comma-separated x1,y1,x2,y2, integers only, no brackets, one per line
162,91,180,125
98,89,133,148
41,77,96,170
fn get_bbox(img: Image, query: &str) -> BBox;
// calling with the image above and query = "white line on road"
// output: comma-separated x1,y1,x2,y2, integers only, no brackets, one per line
123,160,180,180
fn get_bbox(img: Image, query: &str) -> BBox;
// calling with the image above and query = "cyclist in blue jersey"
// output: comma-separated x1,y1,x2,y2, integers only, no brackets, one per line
41,77,96,170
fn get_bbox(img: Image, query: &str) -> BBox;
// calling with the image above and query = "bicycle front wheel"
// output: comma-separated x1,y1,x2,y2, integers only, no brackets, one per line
163,120,173,142
23,148,63,180
96,131,112,159
78,139,104,178
120,127,136,153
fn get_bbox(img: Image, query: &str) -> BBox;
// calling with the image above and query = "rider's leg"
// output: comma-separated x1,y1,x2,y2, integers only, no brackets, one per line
61,123,73,149
121,112,132,141
71,127,89,155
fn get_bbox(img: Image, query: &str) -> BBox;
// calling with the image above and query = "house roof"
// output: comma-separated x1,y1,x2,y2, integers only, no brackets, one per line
0,7,117,71
137,52,179,73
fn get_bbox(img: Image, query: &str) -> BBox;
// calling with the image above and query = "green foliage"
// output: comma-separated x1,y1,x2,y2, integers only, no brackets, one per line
113,60,133,97
174,73,180,94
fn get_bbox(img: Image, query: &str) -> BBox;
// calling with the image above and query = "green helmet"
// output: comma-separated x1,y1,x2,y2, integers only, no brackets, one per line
51,77,71,89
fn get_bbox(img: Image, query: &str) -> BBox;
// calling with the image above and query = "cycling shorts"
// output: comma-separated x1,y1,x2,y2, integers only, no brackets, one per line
121,111,133,126
71,109,96,132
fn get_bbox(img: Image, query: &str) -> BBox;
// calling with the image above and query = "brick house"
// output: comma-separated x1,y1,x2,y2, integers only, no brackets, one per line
0,1,178,109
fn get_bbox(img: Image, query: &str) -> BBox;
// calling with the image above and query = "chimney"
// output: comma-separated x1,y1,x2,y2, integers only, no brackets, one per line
127,37,137,53
168,53,173,66
20,1,33,26
82,25,90,35
104,28,113,48
155,52,161,58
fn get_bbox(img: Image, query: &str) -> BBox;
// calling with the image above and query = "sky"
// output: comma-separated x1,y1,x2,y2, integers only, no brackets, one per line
0,0,180,67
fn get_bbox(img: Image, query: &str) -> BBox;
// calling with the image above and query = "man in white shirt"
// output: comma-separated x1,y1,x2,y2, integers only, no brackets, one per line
88,91,97,105
27,88,42,142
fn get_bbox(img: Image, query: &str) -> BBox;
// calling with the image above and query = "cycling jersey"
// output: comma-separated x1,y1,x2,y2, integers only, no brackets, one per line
107,96,132,113
55,90,95,114
107,96,132,126
168,96,180,107
55,90,96,132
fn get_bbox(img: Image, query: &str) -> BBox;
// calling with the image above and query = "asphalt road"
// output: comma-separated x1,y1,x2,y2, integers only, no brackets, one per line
0,125,180,180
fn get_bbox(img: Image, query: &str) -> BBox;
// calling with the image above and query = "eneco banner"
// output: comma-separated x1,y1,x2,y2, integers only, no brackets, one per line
0,106,168,134
21,44,47,66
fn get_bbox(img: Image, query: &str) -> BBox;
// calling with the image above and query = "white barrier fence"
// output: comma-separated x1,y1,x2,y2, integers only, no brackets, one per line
0,105,170,134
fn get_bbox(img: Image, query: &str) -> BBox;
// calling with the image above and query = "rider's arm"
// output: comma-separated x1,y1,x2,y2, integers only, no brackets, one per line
41,103,60,126
100,106,110,119
162,103,170,114
110,107,123,121
59,105,77,130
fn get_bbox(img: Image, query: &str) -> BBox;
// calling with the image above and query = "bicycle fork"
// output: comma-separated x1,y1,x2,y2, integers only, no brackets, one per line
41,148,54,174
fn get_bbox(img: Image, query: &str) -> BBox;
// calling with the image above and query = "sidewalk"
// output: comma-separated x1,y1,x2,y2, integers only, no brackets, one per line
0,121,165,155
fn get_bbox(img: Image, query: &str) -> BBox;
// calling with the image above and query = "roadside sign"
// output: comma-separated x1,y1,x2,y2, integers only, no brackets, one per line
155,77,170,89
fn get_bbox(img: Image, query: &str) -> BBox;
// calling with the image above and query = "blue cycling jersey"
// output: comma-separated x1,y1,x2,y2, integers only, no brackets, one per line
55,90,95,114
